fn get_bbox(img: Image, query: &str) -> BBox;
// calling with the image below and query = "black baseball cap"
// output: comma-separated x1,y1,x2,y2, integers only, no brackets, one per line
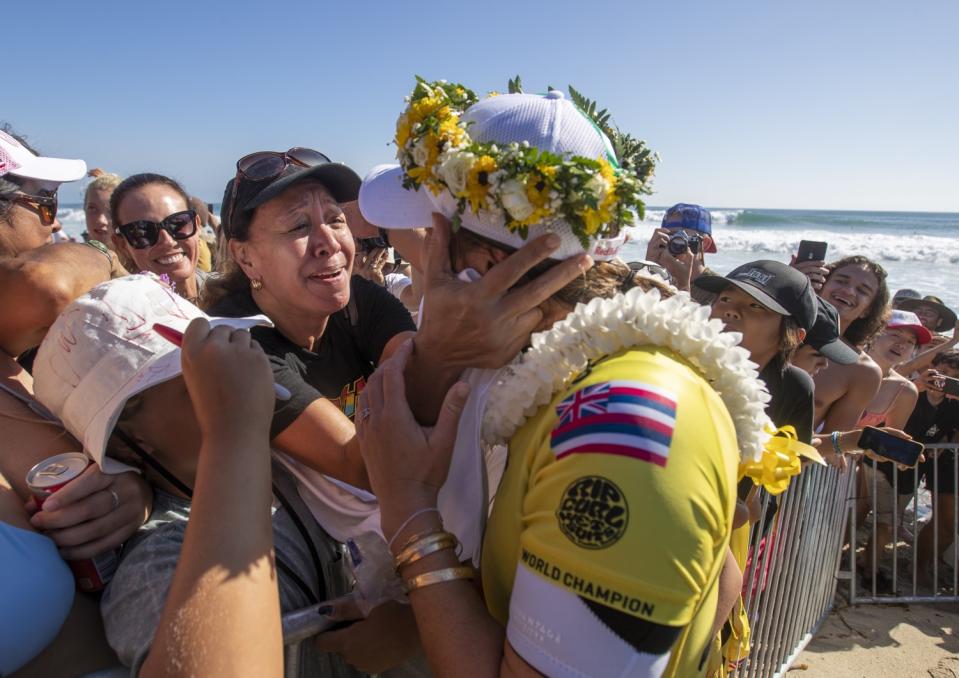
694,259,818,330
220,158,361,239
803,297,859,365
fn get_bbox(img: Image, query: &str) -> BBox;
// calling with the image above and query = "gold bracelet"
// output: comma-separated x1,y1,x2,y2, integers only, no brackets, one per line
405,566,476,593
393,526,444,556
394,532,458,570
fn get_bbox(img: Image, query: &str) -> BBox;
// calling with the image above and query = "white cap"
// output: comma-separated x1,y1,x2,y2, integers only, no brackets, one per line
0,130,86,183
33,274,271,473
359,90,626,261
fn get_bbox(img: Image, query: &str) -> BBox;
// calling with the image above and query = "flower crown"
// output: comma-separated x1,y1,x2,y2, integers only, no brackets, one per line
394,77,656,248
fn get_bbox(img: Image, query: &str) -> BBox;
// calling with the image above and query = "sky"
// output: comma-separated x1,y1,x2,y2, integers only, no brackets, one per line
5,0,958,211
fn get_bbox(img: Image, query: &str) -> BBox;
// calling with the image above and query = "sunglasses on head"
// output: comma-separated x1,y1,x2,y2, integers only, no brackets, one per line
116,209,197,249
226,147,332,236
10,190,58,226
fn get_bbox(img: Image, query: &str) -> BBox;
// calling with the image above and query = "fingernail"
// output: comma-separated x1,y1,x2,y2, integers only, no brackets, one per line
579,255,593,271
545,234,560,248
30,514,42,526
318,605,333,616
41,498,57,511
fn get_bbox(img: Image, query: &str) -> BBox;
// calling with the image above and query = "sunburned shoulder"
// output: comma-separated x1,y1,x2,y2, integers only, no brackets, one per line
831,350,882,383
889,370,918,395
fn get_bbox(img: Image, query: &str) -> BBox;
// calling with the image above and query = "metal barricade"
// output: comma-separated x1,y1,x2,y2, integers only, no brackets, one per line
282,603,327,677
844,443,959,604
730,462,857,678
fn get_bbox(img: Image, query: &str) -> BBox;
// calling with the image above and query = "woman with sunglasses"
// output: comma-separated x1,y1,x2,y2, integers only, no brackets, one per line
110,173,205,302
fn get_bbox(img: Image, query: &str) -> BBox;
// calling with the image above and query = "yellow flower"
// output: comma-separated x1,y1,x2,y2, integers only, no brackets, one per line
577,159,619,236
437,116,466,149
465,155,497,213
579,207,606,235
525,167,555,209
395,112,412,149
409,96,446,126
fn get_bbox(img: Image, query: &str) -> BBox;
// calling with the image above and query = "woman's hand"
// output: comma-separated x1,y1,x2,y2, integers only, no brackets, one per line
789,255,829,291
180,319,276,444
354,247,388,286
356,339,469,538
314,596,421,673
29,464,153,559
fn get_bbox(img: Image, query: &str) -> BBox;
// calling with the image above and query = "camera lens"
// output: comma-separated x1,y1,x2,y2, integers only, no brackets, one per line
667,233,689,256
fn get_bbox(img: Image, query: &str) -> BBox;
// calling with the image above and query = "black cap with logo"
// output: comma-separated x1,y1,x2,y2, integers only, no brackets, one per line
693,259,818,331
804,297,859,364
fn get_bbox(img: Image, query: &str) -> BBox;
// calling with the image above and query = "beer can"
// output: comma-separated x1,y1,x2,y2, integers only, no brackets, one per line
25,452,118,592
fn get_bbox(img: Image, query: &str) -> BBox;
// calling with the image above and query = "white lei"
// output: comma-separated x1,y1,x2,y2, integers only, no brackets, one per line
481,286,774,462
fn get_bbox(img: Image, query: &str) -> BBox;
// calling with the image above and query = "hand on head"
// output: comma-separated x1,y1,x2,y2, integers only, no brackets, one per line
415,213,592,370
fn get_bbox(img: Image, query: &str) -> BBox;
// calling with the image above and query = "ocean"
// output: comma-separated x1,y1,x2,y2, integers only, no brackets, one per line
56,205,959,312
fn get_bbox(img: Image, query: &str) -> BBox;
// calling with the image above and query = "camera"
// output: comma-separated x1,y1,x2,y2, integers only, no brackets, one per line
357,237,389,252
666,231,703,256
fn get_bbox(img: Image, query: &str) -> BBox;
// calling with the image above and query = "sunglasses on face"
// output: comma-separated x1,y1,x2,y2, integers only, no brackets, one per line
116,209,197,249
226,147,332,235
10,190,58,226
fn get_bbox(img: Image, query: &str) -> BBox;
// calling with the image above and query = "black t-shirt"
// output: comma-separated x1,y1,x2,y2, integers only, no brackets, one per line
208,276,416,437
760,357,815,445
904,392,959,444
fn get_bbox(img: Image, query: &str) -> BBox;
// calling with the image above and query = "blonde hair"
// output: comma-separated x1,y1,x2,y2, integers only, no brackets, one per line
84,172,123,206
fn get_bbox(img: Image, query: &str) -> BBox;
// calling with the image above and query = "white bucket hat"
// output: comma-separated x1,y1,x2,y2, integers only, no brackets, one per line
32,274,271,473
0,130,86,183
359,90,629,261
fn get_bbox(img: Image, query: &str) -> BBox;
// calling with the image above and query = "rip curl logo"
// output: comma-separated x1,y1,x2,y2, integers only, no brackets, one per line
556,476,629,549
735,268,774,286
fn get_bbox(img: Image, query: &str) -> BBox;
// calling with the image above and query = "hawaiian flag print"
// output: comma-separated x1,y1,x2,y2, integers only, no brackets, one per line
551,381,677,467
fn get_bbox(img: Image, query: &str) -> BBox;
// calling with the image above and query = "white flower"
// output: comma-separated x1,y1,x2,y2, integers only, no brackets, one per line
499,179,534,221
437,151,474,196
585,172,610,201
412,137,431,167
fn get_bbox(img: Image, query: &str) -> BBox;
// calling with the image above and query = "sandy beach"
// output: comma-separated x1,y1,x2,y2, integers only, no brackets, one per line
793,602,959,677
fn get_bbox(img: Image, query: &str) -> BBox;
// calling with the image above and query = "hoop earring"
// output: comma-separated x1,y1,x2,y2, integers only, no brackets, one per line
250,278,263,291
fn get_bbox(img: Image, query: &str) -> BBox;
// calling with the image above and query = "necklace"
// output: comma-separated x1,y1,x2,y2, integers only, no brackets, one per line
481,286,775,463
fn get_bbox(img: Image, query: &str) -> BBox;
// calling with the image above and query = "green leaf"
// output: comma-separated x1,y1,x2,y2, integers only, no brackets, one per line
508,76,524,94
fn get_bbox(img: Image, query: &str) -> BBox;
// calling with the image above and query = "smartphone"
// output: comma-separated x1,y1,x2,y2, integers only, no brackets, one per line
796,240,828,262
858,426,924,467
940,376,959,397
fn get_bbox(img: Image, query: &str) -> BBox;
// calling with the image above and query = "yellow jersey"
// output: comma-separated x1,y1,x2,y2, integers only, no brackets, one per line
482,346,739,677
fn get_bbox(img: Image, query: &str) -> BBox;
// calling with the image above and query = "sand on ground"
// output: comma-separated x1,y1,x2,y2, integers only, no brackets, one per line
792,602,959,677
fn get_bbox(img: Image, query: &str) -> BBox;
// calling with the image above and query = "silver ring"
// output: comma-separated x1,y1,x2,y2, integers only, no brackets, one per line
109,488,120,511
358,407,371,422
